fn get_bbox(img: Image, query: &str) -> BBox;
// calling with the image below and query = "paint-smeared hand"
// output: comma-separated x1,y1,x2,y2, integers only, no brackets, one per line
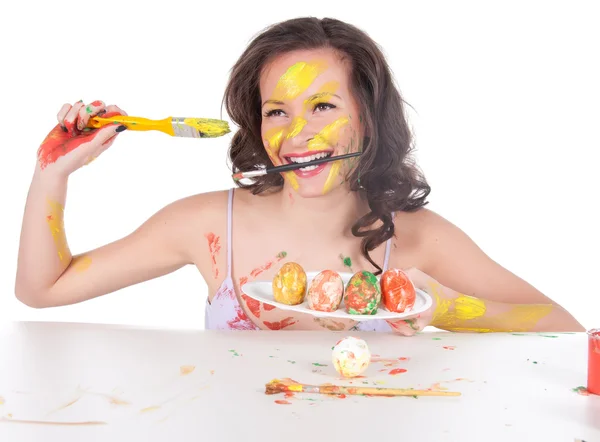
385,268,443,336
37,100,128,176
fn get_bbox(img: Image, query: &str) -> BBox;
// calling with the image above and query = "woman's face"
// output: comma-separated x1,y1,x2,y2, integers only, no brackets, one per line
260,48,364,198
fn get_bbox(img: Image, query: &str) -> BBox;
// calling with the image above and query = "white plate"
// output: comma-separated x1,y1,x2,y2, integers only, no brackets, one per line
242,271,432,321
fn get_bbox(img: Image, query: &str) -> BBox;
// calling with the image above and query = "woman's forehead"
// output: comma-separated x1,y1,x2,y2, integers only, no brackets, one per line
260,49,349,99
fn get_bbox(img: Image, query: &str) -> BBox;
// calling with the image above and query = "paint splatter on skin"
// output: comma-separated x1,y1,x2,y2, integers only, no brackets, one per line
264,317,297,330
205,233,221,279
389,368,407,375
180,365,195,375
313,317,346,331
442,346,456,350
71,255,92,272
288,192,294,205
572,386,589,396
241,294,262,318
339,254,353,272
271,61,327,101
46,199,70,263
239,251,288,286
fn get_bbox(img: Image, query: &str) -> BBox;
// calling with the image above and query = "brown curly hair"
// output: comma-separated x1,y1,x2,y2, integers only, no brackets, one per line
223,17,430,275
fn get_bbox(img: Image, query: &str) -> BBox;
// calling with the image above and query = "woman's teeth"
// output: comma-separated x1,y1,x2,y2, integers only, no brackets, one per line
287,152,330,164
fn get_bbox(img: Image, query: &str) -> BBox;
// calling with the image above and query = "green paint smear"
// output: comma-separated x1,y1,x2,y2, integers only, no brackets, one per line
512,333,527,336
342,256,352,268
312,363,328,367
112,121,119,124
532,361,538,364
277,251,287,259
86,105,93,114
432,337,442,340
228,349,240,356
540,335,559,338
572,386,587,393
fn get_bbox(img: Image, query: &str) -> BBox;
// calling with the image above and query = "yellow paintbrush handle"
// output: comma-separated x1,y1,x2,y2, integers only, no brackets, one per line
88,116,175,135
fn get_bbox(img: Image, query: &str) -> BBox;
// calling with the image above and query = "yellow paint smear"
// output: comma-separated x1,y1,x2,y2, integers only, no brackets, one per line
322,161,341,194
140,406,160,413
284,171,299,190
264,127,286,157
272,61,327,101
0,396,4,405
71,255,92,273
46,199,70,263
286,117,307,139
454,295,487,320
307,117,349,151
182,118,230,137
180,365,196,375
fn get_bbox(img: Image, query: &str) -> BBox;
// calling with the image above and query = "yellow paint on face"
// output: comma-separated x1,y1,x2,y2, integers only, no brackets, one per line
271,61,327,101
264,127,286,158
72,255,92,273
46,199,69,263
322,161,341,195
283,171,299,190
307,117,349,151
286,117,307,139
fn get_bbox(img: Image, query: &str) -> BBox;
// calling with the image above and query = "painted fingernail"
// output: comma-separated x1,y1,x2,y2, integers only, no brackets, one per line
115,125,127,133
61,125,68,133
97,109,107,116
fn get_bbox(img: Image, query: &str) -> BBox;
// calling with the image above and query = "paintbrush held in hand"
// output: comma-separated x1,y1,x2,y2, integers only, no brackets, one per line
87,115,230,138
232,151,362,181
265,378,461,398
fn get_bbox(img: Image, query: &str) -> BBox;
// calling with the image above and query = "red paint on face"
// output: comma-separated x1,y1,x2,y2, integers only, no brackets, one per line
389,368,407,375
274,400,292,405
241,294,261,318
204,233,221,279
264,317,297,330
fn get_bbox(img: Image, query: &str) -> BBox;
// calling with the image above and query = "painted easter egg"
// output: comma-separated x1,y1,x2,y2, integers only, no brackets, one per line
272,262,307,305
332,336,371,378
344,271,381,315
381,268,416,313
307,270,344,312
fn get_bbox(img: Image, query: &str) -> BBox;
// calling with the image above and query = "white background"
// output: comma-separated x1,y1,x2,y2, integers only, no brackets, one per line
0,0,598,330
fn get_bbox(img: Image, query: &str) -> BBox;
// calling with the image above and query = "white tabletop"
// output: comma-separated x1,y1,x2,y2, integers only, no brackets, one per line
0,321,598,442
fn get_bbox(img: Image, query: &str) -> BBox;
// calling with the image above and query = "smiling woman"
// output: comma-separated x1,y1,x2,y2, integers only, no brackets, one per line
15,17,584,334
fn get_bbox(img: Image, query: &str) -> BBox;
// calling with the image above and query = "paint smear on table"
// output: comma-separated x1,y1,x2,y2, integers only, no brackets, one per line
0,396,4,405
432,337,442,340
140,406,161,413
389,368,407,375
205,233,221,279
275,400,292,405
180,365,196,375
443,346,456,350
229,350,241,357
572,386,589,396
47,396,81,415
313,363,328,367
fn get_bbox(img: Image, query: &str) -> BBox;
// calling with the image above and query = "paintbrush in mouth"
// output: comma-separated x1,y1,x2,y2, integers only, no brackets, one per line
232,151,362,181
265,378,461,397
87,115,230,138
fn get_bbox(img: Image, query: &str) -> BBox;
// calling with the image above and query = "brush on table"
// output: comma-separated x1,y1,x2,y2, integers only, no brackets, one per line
265,378,461,397
232,151,362,181
87,115,230,138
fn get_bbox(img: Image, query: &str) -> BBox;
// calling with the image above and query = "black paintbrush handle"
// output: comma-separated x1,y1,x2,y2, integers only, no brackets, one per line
265,151,362,174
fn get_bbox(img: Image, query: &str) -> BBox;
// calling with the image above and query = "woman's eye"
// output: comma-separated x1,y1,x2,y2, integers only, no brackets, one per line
264,109,286,117
314,102,336,112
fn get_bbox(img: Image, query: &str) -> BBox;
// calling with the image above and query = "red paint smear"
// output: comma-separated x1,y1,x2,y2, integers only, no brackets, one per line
38,125,99,169
204,233,221,279
226,306,258,330
284,392,295,399
381,268,416,313
239,253,287,288
263,303,276,311
389,368,407,375
239,276,248,286
337,394,347,399
443,346,456,350
264,317,297,330
288,192,294,204
378,369,388,372
46,215,53,221
274,400,292,405
241,294,261,318
399,357,409,361
90,100,103,107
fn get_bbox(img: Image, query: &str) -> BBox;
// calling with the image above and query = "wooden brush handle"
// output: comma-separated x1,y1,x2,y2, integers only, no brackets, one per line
324,386,461,397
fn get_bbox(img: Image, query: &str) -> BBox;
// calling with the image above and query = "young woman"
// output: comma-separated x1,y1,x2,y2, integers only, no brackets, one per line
15,17,584,334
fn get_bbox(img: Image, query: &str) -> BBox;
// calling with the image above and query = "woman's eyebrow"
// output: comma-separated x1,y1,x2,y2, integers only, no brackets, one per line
262,99,285,108
305,92,341,102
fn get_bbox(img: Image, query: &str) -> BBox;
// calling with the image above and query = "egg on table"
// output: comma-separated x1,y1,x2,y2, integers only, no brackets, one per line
332,336,371,378
307,270,344,312
272,262,307,305
344,271,381,315
381,268,416,313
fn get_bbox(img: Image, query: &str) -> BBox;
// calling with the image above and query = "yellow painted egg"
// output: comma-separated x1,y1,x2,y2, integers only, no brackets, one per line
272,262,307,305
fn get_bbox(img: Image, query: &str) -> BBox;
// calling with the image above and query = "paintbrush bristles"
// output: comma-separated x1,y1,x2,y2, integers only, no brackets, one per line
265,381,288,395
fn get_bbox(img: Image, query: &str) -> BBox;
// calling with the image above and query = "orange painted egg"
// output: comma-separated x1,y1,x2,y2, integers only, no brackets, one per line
307,270,344,312
381,268,416,313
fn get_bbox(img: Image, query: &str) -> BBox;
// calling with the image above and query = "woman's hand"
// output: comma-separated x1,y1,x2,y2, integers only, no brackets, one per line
36,100,128,177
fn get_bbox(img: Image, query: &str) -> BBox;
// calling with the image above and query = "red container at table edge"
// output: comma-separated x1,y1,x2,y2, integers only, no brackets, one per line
588,329,600,395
